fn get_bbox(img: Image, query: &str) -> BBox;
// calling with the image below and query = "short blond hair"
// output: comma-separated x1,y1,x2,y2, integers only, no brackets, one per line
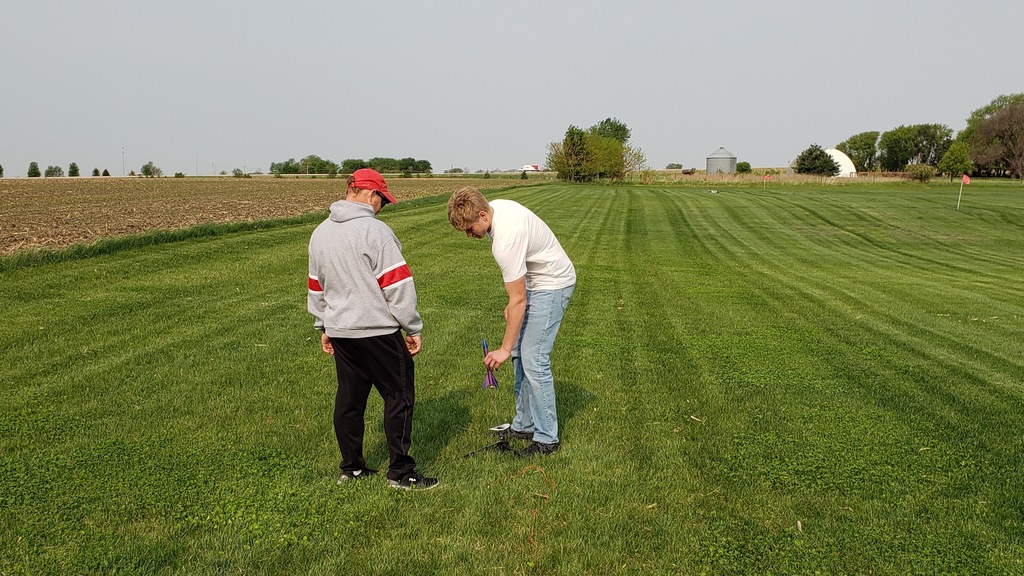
447,186,491,229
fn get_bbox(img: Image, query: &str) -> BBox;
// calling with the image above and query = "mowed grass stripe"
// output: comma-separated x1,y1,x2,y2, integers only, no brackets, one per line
683,188,1023,389
768,190,1024,283
649,186,1022,570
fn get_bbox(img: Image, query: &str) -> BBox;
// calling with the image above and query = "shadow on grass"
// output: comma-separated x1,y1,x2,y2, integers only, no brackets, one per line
363,380,594,467
367,388,470,470
556,380,597,443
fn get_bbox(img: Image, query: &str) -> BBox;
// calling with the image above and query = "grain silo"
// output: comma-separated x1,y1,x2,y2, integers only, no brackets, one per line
706,147,737,174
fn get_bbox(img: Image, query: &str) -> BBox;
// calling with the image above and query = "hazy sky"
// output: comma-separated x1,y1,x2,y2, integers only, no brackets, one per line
3,0,1022,177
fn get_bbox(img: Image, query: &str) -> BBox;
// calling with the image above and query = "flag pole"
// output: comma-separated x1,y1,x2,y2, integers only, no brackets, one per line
956,173,970,210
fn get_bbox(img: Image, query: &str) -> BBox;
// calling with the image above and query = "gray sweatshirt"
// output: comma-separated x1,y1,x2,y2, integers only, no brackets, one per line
308,200,423,338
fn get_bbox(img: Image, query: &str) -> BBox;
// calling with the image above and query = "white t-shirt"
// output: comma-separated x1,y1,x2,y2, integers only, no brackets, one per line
488,199,576,290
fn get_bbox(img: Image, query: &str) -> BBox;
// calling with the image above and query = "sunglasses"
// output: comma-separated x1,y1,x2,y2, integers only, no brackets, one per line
374,191,391,206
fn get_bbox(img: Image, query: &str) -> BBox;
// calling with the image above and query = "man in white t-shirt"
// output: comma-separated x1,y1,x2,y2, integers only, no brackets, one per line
447,186,576,456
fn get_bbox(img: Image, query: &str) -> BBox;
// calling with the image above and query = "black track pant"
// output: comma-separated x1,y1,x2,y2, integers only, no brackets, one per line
330,330,416,481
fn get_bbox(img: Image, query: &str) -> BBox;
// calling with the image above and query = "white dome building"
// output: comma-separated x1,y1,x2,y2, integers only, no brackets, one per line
825,148,857,178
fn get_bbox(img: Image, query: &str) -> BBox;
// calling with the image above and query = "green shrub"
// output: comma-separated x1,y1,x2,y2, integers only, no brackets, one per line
905,163,937,182
736,161,752,173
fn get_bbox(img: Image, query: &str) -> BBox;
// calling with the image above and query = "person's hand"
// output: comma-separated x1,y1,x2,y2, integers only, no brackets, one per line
406,334,422,356
484,347,510,371
321,332,333,355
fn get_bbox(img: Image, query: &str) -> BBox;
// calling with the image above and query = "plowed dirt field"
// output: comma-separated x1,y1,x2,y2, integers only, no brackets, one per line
0,177,517,255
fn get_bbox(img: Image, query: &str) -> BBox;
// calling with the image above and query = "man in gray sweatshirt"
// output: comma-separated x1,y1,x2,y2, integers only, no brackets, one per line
308,168,438,490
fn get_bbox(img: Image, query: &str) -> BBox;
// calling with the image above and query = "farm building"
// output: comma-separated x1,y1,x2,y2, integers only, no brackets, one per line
706,147,737,174
787,148,859,177
521,164,540,171
825,148,857,177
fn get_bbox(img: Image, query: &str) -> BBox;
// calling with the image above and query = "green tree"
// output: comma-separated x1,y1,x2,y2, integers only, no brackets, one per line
301,155,339,175
560,126,591,182
28,162,41,177
736,161,752,173
397,157,417,173
584,133,625,180
912,124,953,166
549,120,640,182
937,141,974,180
971,102,1024,178
68,162,80,177
665,163,683,170
588,117,631,143
341,159,368,173
793,144,840,176
878,126,918,171
270,158,302,175
836,131,879,172
0,164,4,177
545,141,564,177
92,167,100,177
959,93,1024,144
623,145,648,175
368,157,400,173
45,165,64,177
102,168,111,176
140,161,162,178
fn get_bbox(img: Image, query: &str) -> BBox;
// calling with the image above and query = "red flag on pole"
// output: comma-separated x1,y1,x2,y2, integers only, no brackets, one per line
764,174,771,181
962,174,971,185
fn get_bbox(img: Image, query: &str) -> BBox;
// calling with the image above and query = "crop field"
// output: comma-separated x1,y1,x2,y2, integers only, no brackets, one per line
0,176,522,256
1,179,1022,574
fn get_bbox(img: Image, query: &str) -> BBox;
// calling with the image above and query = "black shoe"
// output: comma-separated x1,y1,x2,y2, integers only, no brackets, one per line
507,428,534,440
520,441,560,457
337,467,378,484
387,471,440,491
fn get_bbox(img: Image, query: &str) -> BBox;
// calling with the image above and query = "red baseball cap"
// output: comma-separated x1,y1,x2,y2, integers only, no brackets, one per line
350,168,397,204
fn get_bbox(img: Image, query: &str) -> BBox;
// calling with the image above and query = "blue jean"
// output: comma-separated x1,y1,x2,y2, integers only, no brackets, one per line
510,284,575,445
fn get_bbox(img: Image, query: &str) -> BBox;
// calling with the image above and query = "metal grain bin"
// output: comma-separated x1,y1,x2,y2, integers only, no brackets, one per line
706,147,737,174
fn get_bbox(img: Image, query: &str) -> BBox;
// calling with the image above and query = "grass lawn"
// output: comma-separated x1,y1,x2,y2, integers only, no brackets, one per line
1,181,1022,574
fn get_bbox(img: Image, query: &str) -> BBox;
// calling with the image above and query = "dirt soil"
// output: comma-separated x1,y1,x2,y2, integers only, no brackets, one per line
0,177,513,256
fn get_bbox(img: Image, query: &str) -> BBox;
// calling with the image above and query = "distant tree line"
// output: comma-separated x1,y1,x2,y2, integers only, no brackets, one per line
546,117,647,182
269,155,432,176
12,161,107,178
822,93,1024,179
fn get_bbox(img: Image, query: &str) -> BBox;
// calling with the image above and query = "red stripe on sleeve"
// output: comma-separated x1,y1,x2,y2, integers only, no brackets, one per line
308,276,323,291
377,264,412,289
